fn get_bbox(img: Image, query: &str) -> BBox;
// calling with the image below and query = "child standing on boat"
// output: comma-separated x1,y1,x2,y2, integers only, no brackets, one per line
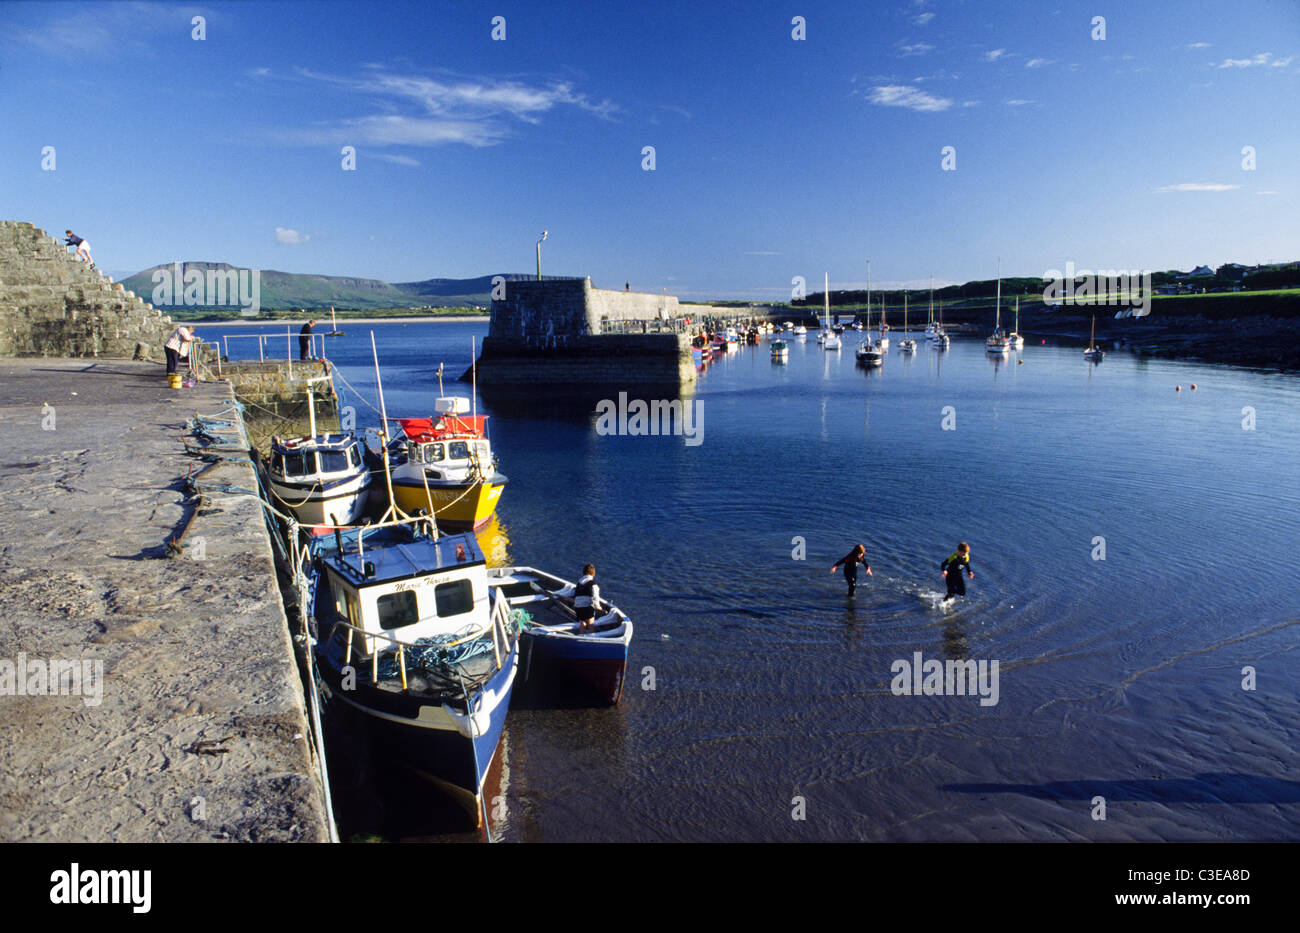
830,544,872,597
558,564,600,631
941,543,974,598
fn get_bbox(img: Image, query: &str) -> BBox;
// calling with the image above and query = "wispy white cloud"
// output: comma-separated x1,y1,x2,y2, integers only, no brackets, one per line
275,227,309,245
1006,99,1034,106
984,49,1007,62
1216,52,1293,68
258,68,617,149
1186,42,1210,50
867,84,953,112
744,250,781,256
1025,58,1052,68
1257,189,1280,196
8,2,208,56
1153,183,1242,193
371,153,422,167
913,12,936,25
897,42,934,57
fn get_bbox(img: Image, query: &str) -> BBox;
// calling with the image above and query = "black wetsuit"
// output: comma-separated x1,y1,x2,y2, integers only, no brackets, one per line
833,551,871,596
941,551,972,597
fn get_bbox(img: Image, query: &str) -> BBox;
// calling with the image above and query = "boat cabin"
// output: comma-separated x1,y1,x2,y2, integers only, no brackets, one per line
318,531,489,656
269,434,365,484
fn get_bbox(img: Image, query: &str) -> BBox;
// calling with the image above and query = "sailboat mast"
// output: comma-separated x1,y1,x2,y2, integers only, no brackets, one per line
995,258,1002,330
866,260,871,317
824,272,830,329
929,276,934,324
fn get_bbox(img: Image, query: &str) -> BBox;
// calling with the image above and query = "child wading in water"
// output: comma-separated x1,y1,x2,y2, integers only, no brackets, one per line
830,544,872,597
940,542,974,598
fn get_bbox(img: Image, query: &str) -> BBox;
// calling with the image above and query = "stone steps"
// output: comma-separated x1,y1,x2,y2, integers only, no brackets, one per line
0,220,174,358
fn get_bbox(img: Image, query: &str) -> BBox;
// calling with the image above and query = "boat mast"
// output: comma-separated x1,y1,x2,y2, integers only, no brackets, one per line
929,276,934,325
995,258,1002,332
370,329,406,526
306,384,317,438
824,273,830,330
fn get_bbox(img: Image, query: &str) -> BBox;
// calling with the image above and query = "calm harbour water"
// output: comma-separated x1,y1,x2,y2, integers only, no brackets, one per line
203,319,1300,841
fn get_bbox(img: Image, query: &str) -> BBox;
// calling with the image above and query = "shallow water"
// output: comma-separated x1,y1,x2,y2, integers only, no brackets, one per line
205,321,1300,840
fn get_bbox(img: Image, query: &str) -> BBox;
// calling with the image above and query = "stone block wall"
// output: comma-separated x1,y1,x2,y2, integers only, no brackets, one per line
0,221,174,358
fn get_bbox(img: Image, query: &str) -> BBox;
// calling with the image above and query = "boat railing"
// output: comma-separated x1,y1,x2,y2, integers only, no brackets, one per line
332,590,516,691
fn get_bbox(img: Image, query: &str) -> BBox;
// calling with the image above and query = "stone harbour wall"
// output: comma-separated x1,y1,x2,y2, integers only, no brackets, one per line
0,221,174,359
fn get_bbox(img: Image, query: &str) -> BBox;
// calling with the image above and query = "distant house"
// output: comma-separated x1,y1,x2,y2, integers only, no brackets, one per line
1179,265,1214,279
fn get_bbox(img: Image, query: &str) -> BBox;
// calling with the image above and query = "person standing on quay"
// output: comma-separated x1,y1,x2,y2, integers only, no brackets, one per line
164,325,197,375
830,544,872,597
299,319,315,361
941,542,974,599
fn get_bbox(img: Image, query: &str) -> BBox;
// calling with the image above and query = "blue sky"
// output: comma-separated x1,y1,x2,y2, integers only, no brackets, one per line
3,0,1297,298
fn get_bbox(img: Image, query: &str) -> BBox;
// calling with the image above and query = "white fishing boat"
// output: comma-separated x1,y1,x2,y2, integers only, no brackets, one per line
793,324,807,336
1084,314,1104,361
1008,296,1025,349
770,338,789,361
986,259,1011,354
266,379,371,527
877,299,890,350
308,333,520,827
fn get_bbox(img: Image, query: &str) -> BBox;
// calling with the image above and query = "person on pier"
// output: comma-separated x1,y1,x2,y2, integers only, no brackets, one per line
299,319,315,361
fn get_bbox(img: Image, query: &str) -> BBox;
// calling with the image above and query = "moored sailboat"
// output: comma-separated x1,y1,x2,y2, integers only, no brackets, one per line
985,259,1011,354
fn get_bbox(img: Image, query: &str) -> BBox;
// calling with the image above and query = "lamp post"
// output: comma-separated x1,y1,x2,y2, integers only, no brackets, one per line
536,230,548,281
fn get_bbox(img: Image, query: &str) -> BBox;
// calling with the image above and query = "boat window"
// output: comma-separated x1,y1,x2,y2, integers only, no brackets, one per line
407,441,421,463
334,587,349,622
475,443,490,461
376,590,420,630
349,445,361,468
424,443,445,462
318,450,349,473
448,441,469,461
283,451,314,477
434,579,474,617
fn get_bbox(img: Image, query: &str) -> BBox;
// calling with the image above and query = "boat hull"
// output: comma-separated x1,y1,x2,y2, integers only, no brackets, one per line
267,474,370,527
518,629,630,706
390,477,506,529
316,639,518,826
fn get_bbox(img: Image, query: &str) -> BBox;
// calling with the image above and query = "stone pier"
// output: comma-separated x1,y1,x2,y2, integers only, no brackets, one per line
0,359,331,841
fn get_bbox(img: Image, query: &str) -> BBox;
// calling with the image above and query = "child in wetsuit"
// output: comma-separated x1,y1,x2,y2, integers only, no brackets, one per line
830,544,872,596
941,542,974,597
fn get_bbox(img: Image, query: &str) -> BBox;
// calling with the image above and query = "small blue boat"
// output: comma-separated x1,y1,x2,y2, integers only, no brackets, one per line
488,567,633,706
309,519,518,826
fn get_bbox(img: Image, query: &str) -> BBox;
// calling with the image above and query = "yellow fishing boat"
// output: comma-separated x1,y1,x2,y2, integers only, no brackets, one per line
383,397,507,530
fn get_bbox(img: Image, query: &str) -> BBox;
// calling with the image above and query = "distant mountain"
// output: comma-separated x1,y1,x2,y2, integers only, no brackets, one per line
120,263,577,311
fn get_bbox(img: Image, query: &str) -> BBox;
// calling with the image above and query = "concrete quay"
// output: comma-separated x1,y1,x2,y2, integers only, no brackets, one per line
0,358,329,842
